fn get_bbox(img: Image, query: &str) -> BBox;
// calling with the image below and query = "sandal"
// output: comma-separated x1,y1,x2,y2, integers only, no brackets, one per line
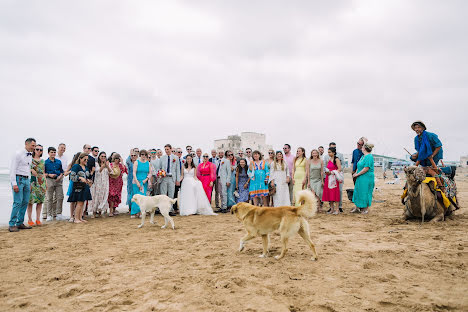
28,221,35,226
35,220,42,226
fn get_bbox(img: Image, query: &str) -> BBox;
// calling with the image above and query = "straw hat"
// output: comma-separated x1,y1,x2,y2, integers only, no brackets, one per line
411,120,426,131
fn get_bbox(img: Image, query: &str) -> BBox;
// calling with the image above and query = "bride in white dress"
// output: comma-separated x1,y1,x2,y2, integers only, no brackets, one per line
178,155,217,216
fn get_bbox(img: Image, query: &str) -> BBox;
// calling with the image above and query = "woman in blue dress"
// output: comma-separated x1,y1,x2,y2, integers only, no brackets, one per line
352,143,375,214
67,153,93,223
226,152,237,208
248,150,270,206
126,150,138,212
235,158,250,203
131,150,151,217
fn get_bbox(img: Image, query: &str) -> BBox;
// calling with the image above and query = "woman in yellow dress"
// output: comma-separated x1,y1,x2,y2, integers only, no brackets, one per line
292,147,307,206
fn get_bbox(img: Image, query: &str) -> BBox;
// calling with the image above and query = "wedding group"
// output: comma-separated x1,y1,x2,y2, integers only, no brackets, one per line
7,137,377,232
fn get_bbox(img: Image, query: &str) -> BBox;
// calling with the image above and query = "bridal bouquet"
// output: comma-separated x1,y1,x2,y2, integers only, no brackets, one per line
157,170,167,178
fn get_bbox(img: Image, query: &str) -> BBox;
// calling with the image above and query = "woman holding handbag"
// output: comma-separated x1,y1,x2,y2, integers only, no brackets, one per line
67,153,93,223
108,153,128,217
322,147,342,215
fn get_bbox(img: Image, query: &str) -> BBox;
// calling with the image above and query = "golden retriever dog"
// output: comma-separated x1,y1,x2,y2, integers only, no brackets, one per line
131,194,176,229
231,190,318,260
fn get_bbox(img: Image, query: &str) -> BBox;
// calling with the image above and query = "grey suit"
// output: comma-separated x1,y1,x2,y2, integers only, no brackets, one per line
218,159,231,209
323,152,344,208
156,154,181,199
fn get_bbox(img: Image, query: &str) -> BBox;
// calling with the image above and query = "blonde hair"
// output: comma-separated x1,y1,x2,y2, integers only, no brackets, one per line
364,143,374,152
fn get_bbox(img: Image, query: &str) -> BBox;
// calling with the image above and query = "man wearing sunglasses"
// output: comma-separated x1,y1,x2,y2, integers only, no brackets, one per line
44,147,64,221
352,137,368,184
126,149,139,212
245,148,253,166
184,146,193,160
9,138,36,232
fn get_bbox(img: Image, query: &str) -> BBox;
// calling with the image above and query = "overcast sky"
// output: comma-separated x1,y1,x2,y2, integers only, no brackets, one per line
1,0,467,167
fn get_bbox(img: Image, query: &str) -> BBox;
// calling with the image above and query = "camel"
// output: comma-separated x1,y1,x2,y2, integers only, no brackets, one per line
402,166,446,223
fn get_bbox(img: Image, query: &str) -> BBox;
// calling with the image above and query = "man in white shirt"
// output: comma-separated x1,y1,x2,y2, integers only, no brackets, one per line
193,148,203,166
49,143,68,220
214,150,224,208
323,142,345,212
318,146,325,159
245,148,253,166
9,138,36,232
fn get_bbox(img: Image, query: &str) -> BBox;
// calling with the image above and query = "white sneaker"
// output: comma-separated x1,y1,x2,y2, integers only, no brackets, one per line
55,214,66,221
46,216,53,222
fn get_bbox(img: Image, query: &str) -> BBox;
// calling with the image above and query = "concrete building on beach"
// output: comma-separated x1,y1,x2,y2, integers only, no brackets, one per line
214,132,272,155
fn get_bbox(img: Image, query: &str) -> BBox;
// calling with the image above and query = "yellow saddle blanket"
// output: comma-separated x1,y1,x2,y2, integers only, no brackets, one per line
401,177,456,209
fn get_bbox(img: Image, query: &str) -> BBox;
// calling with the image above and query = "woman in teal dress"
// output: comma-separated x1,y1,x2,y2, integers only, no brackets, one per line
352,143,375,214
131,150,152,217
248,150,270,206
226,152,237,208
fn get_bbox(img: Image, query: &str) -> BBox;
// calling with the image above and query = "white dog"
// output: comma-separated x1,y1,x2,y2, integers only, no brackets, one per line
131,194,176,229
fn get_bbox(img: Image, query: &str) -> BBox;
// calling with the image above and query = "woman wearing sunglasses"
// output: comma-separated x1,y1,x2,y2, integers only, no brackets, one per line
26,145,46,226
197,153,216,202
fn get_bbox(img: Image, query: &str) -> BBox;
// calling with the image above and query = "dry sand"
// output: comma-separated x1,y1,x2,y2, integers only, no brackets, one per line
1,172,467,312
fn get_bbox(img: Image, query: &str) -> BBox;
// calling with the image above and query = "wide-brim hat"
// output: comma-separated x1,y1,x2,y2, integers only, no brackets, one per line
411,120,426,131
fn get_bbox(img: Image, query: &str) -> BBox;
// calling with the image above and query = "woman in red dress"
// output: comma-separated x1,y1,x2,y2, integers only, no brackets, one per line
321,147,342,215
108,153,128,216
197,153,216,202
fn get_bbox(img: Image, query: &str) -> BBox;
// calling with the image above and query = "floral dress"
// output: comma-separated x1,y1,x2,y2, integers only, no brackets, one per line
29,159,46,204
109,163,128,207
236,167,250,203
91,163,110,213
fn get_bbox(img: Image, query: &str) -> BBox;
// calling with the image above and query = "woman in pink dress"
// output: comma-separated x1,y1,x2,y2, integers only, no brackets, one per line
322,147,342,215
108,153,128,216
197,153,216,202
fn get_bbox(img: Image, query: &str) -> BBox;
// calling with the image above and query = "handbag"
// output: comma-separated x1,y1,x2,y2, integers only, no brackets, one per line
334,170,344,183
268,181,276,196
109,165,121,179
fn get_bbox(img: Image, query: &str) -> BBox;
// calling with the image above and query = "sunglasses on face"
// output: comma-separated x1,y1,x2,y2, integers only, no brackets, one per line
246,151,251,153
36,148,43,151
283,147,288,150
203,155,209,158
131,155,137,157
228,154,233,156
177,151,182,154
268,152,273,154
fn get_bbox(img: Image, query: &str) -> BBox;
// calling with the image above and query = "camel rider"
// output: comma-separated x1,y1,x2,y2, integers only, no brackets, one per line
410,121,445,191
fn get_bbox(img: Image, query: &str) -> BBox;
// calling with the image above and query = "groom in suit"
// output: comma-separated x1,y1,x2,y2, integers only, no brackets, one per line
157,144,181,214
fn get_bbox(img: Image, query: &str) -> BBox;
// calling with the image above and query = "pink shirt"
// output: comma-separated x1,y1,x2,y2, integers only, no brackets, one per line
284,153,295,177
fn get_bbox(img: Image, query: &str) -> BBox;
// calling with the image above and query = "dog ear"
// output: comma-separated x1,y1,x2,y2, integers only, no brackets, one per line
231,205,237,214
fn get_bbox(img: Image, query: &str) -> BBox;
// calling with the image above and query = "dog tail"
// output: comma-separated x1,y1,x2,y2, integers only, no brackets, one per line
296,190,317,218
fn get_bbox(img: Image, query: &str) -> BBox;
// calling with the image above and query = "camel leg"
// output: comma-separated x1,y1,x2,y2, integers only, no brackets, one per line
430,212,444,223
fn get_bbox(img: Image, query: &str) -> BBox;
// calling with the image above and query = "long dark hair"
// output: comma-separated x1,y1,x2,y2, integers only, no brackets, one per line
236,158,248,174
98,151,107,166
184,155,195,169
328,147,338,165
108,152,116,162
32,144,43,158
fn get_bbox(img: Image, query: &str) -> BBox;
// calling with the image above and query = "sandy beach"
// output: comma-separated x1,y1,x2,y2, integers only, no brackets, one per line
0,171,467,312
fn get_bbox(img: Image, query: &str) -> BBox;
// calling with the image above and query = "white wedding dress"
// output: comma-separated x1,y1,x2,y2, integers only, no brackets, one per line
178,168,217,216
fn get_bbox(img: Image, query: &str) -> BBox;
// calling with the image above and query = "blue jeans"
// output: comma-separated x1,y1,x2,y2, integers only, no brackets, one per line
9,176,31,227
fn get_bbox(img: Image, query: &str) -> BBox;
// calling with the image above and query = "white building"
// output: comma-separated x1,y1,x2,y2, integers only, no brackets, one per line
214,132,272,155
